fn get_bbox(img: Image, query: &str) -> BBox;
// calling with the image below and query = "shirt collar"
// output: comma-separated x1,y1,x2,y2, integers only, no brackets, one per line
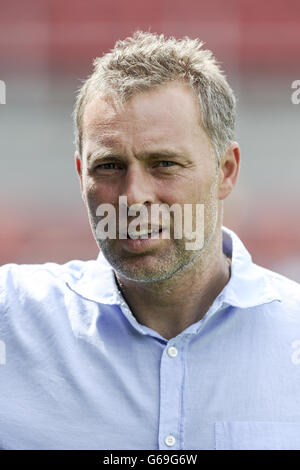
220,226,281,308
65,226,281,309
64,253,119,305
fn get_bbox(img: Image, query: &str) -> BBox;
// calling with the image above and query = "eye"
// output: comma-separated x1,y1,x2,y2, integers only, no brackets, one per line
100,163,117,169
95,162,124,171
155,160,176,168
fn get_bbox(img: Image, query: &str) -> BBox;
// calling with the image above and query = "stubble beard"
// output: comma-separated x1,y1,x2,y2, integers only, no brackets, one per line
87,175,220,283
97,237,200,282
91,209,219,285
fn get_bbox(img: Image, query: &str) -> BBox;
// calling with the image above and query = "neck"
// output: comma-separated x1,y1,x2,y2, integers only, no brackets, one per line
115,228,231,340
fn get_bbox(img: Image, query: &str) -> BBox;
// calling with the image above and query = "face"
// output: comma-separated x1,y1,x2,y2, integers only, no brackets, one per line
77,82,226,282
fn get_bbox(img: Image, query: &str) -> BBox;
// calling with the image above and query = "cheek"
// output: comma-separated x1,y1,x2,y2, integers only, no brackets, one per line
83,178,118,207
155,178,196,205
171,182,206,206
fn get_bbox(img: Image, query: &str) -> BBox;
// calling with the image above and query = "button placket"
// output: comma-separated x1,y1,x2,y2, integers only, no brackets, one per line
158,338,189,450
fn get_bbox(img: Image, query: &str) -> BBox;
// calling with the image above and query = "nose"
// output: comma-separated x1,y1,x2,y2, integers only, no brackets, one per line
120,164,155,207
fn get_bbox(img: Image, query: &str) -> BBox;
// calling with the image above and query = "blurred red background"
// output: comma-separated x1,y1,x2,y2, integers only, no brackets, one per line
0,0,300,281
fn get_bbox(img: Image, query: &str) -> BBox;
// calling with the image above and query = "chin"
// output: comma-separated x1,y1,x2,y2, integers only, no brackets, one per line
111,258,173,283
99,239,201,283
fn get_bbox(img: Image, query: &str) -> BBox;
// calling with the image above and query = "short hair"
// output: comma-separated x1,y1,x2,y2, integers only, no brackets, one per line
73,31,236,162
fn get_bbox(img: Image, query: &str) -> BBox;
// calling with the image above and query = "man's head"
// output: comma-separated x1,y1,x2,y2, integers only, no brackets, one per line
73,32,240,283
74,31,236,164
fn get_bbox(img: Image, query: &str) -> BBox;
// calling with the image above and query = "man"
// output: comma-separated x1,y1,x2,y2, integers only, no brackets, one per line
1,31,300,450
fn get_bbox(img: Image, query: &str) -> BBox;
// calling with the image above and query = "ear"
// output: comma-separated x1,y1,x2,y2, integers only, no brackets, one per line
75,151,83,192
218,142,240,200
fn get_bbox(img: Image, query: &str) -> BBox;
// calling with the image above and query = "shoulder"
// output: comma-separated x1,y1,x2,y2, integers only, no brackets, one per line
253,263,300,316
257,264,300,298
0,259,97,299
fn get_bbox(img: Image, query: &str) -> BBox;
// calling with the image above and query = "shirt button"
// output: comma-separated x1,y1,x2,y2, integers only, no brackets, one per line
164,434,176,447
167,346,178,358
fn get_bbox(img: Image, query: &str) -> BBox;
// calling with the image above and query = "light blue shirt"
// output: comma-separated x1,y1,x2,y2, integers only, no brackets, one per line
1,226,300,450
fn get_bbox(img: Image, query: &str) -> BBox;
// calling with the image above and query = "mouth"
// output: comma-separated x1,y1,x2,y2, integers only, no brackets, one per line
117,227,167,253
126,227,163,239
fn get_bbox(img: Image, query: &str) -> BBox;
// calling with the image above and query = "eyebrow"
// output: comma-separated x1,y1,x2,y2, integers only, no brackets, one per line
87,149,119,162
140,150,187,160
87,148,189,163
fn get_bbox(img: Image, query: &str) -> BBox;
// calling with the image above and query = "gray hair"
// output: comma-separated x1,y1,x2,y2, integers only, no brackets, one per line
73,31,236,162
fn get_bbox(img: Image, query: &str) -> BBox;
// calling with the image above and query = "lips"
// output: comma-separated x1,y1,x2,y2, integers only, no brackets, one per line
126,227,163,239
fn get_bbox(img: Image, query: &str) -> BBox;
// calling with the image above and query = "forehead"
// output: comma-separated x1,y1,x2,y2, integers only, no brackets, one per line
82,82,207,152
